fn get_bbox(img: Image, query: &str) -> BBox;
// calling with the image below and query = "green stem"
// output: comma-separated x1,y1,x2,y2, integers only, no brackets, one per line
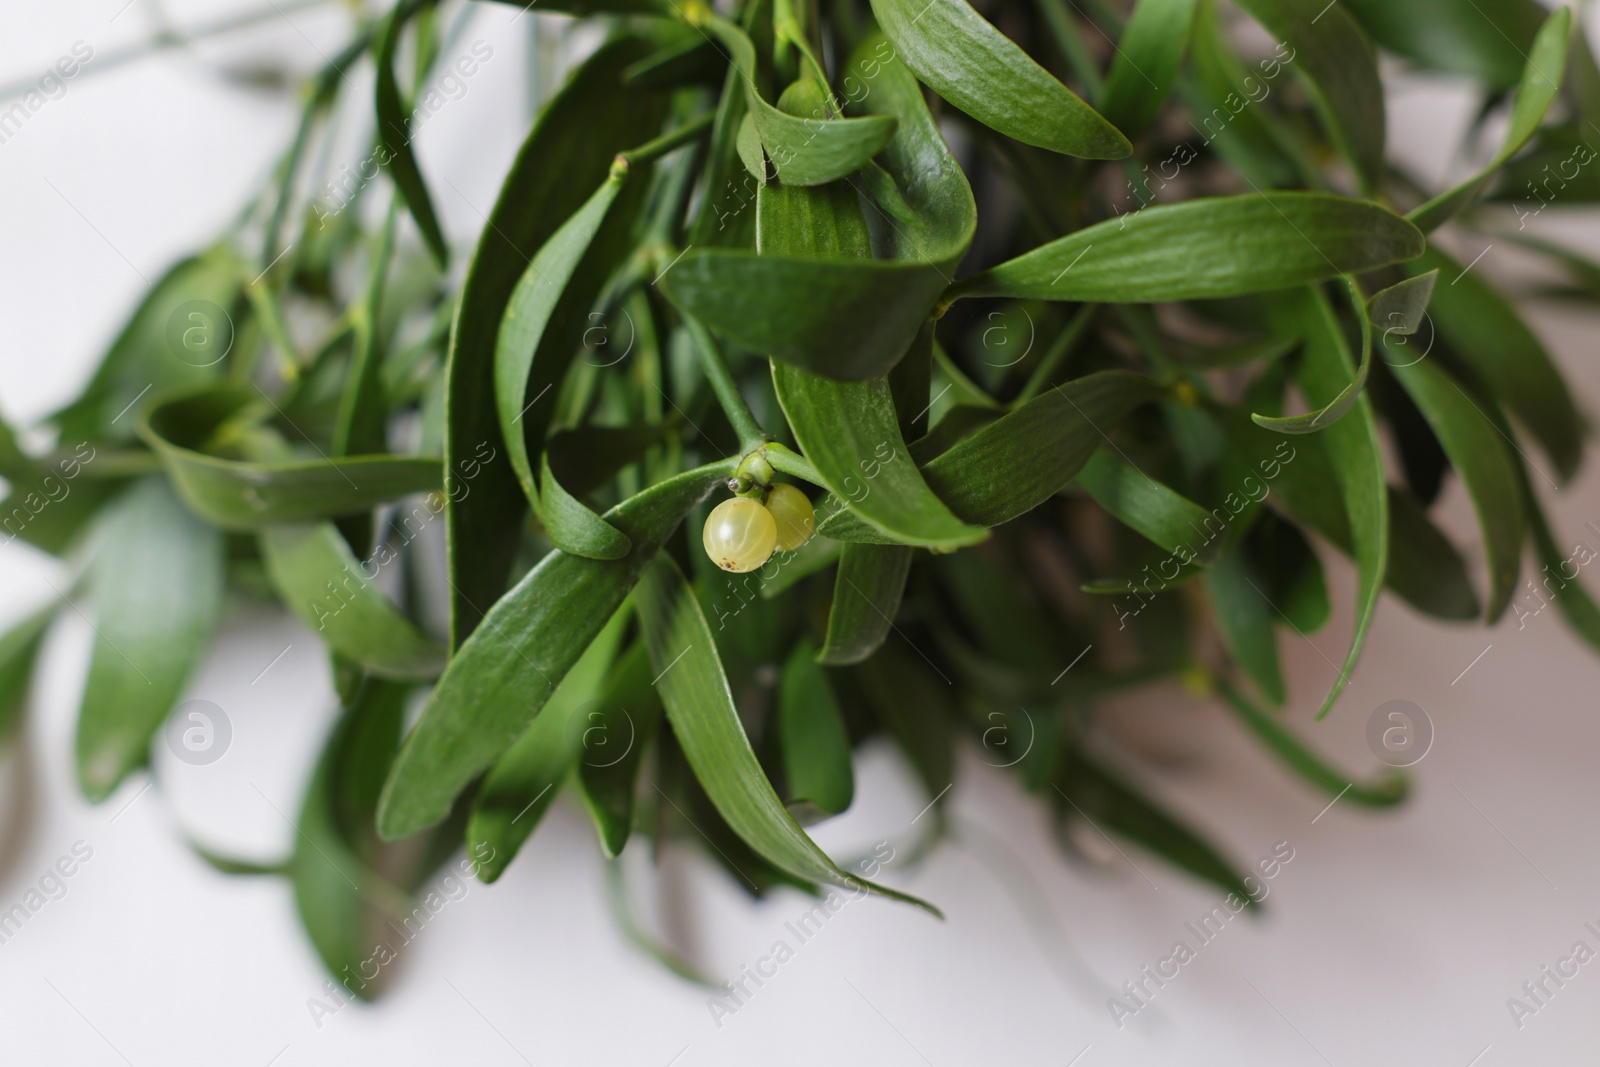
1014,303,1098,406
680,312,768,452
620,113,716,167
763,442,824,487
0,0,336,101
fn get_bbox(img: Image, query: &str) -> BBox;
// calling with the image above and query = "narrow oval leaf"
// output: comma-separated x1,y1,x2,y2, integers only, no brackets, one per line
76,477,223,801
1250,417,1480,621
1338,0,1545,88
539,452,631,560
442,37,666,647
0,607,54,746
141,385,440,528
377,461,733,840
496,172,624,512
1205,548,1285,706
950,194,1424,303
577,641,664,858
818,544,913,665
634,554,937,913
869,0,1130,158
1407,7,1570,233
51,248,245,444
259,522,447,681
1268,288,1386,720
817,370,1163,539
1251,276,1373,434
1231,0,1386,189
759,165,986,549
1076,447,1221,563
1388,354,1525,621
773,368,987,548
778,639,854,816
661,33,974,380
375,0,449,267
1219,681,1407,806
856,642,955,805
1366,270,1437,335
705,15,897,185
1408,244,1582,482
1099,0,1196,141
469,602,631,881
1055,750,1252,900
1523,470,1600,651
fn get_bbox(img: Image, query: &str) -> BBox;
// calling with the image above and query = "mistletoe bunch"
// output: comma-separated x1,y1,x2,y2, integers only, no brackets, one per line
4,0,1599,993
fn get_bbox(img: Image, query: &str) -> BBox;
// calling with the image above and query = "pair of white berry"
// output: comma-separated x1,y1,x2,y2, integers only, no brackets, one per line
702,483,815,573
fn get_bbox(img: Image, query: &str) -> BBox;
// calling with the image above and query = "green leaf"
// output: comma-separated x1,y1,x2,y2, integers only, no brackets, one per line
1246,510,1330,634
1382,486,1480,620
52,248,245,443
539,452,631,560
1205,547,1284,705
469,602,631,881
259,522,447,680
1366,270,1437,336
778,639,854,816
1268,288,1386,720
1407,244,1583,483
817,371,1163,539
495,171,624,513
773,369,987,549
1184,0,1300,188
375,0,449,267
76,477,223,801
290,676,452,1000
661,33,974,380
1076,447,1221,563
1255,422,1479,620
377,461,733,840
1387,355,1525,622
755,116,984,550
441,37,666,647
856,642,955,804
335,203,399,459
759,535,845,598
1054,750,1251,901
1522,471,1600,650
704,16,897,185
140,385,440,528
1251,276,1373,434
950,194,1424,303
577,641,664,857
634,554,937,913
1407,8,1570,233
1230,0,1386,189
736,111,766,181
1218,681,1407,806
1099,0,1196,141
818,544,913,665
622,34,723,88
1338,0,1547,90
0,444,115,556
0,607,54,747
868,0,1130,158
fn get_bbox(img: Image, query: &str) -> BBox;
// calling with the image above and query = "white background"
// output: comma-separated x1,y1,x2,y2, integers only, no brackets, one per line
2,2,1600,1064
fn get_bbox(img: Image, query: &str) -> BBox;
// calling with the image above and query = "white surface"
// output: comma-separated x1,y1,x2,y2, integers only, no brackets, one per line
3,3,1600,1065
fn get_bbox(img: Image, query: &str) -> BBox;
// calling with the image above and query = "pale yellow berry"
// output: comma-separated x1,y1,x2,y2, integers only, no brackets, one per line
703,497,777,573
764,483,814,553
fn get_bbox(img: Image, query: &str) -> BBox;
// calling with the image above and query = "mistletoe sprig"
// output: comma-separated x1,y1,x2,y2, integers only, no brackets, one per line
5,0,1600,993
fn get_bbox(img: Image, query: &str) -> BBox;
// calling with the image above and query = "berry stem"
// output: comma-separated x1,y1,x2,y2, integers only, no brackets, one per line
762,442,823,487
